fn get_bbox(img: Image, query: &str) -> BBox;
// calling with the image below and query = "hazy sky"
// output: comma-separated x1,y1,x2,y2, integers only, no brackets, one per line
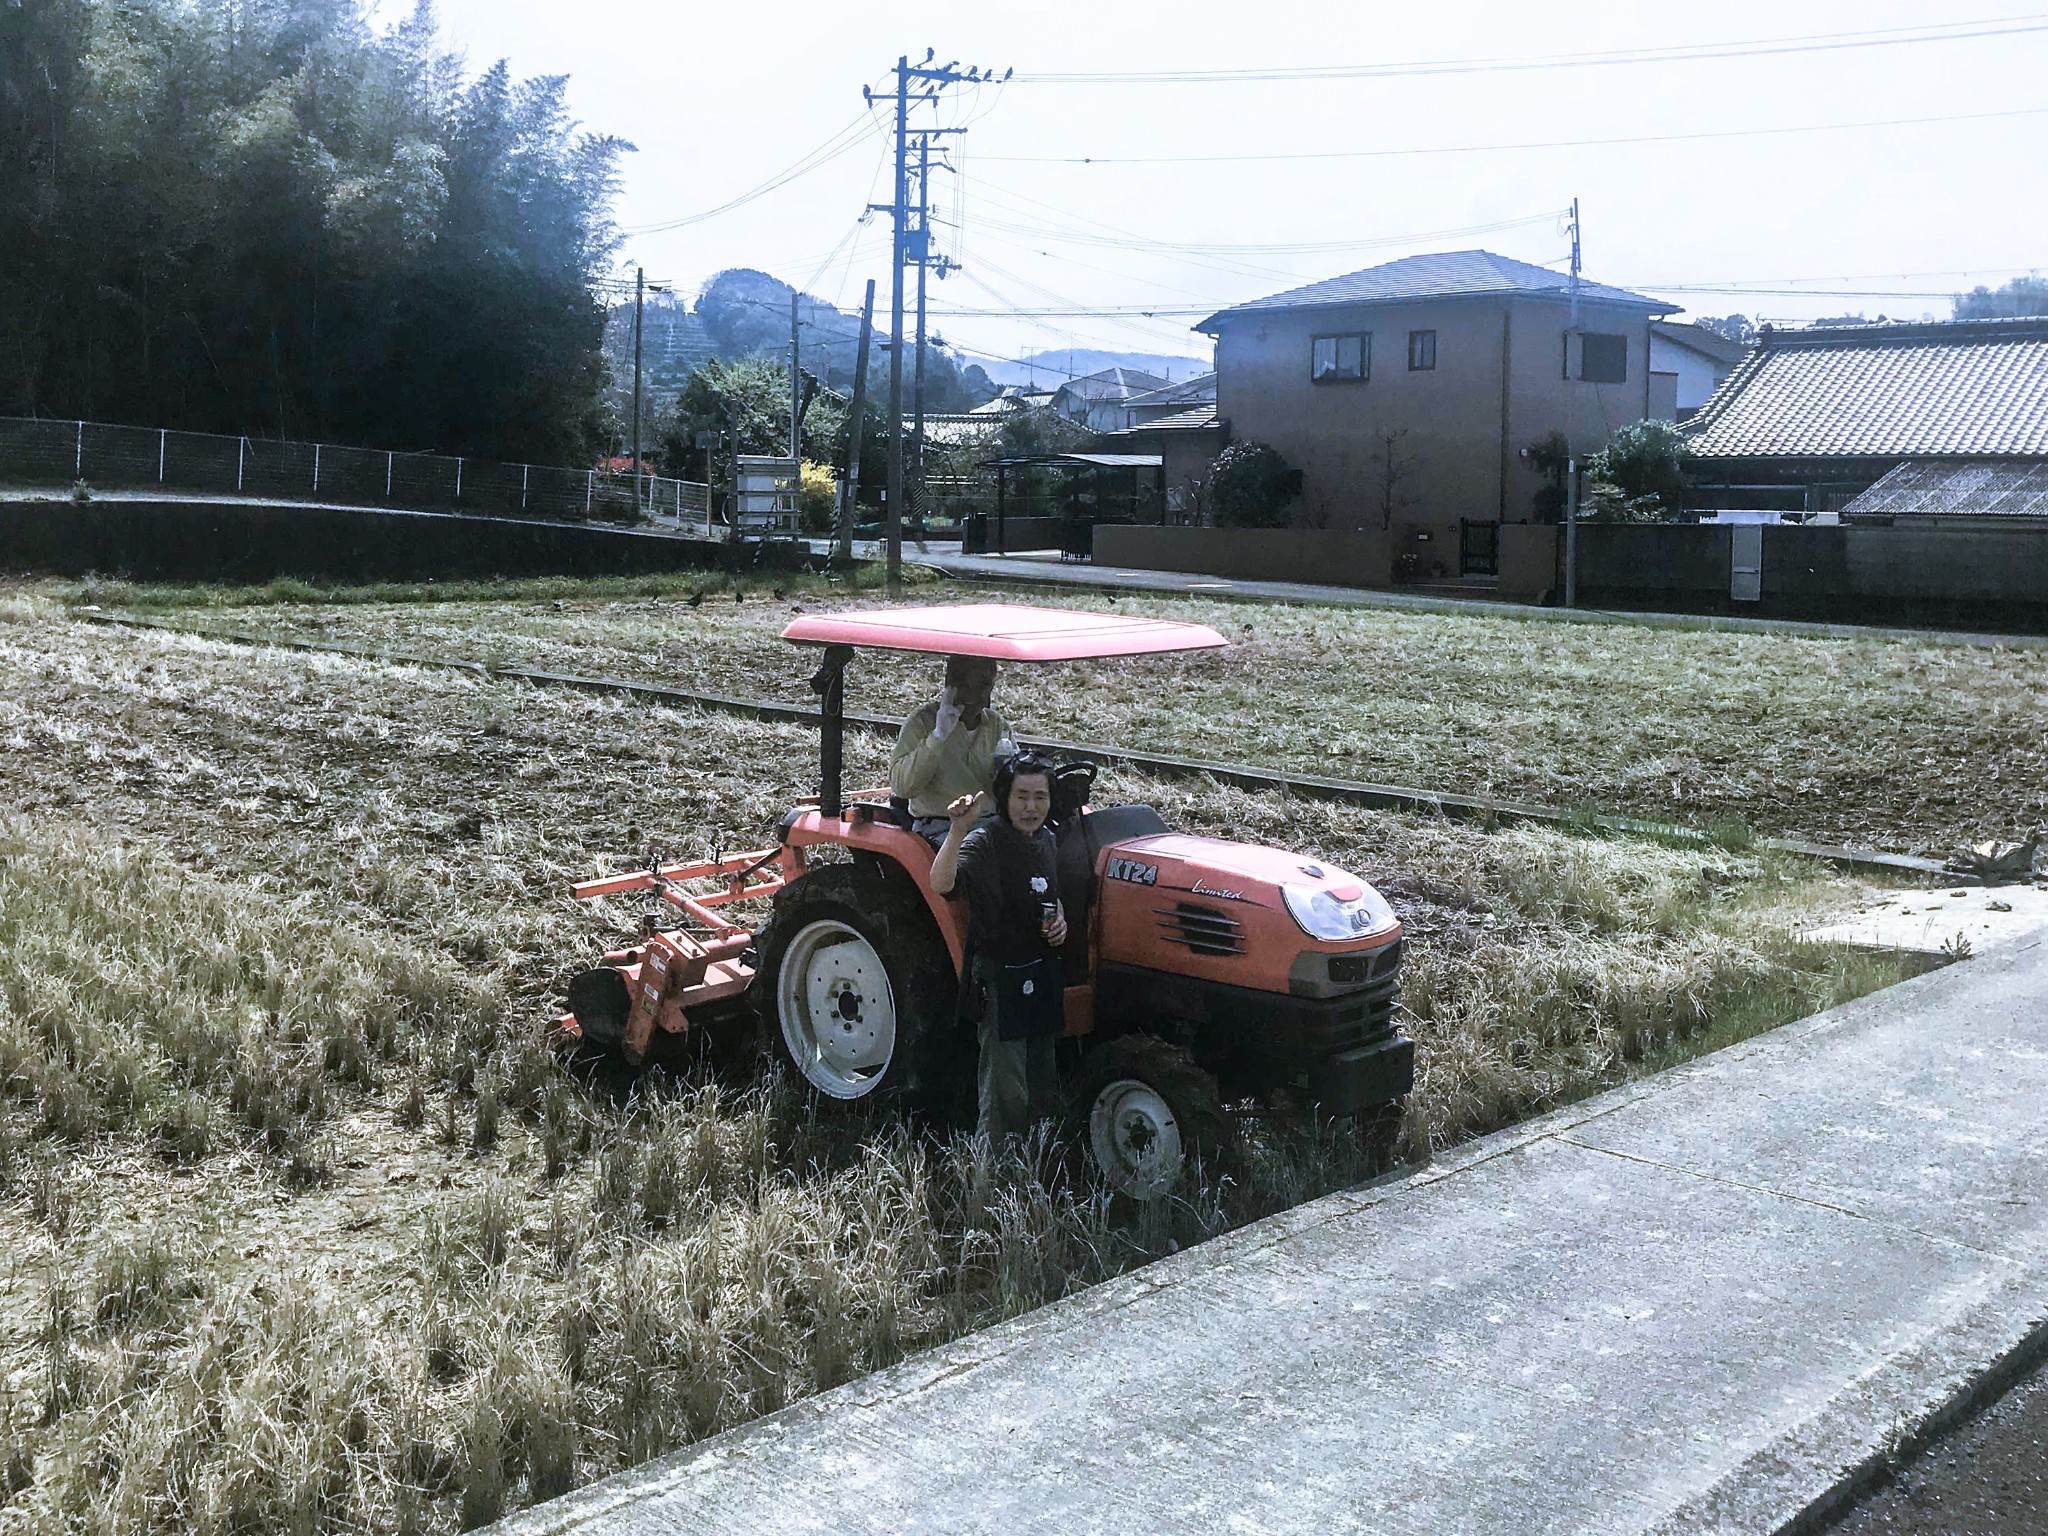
394,0,2047,373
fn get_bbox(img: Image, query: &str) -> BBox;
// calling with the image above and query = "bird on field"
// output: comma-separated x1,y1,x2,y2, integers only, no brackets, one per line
686,591,705,608
732,588,744,604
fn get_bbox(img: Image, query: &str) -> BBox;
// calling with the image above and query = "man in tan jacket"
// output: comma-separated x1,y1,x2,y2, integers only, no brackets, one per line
891,655,1016,845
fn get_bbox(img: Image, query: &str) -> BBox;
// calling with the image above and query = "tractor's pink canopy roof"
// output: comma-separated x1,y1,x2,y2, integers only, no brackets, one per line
780,603,1227,661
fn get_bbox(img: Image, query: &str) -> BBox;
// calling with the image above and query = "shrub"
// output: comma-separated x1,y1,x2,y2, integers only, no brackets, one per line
1207,441,1303,529
1586,419,1697,521
797,461,837,535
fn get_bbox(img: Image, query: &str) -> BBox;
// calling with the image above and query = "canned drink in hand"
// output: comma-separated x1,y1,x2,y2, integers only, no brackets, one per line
1040,901,1059,932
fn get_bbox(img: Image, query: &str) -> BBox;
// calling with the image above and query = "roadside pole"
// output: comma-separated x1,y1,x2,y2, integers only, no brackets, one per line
1565,455,1579,609
840,279,875,564
789,293,801,461
885,55,908,590
631,266,645,513
1563,196,1581,609
911,132,930,541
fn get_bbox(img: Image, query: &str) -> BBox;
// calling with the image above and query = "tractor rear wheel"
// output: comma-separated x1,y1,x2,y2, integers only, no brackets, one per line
1070,1035,1231,1201
754,862,965,1120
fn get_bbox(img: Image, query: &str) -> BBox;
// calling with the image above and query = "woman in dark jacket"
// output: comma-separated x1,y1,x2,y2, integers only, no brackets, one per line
930,752,1067,1142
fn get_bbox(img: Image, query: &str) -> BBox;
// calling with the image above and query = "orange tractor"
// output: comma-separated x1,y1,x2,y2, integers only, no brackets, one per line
562,604,1411,1196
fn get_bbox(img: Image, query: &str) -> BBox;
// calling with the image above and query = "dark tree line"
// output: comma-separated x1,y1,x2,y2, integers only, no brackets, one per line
0,0,628,465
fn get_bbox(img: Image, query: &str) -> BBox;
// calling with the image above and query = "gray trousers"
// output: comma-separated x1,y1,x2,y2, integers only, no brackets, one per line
977,1011,1058,1143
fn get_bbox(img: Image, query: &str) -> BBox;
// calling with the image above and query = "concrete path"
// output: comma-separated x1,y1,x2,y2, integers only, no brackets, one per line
1805,882,2048,956
495,937,2048,1536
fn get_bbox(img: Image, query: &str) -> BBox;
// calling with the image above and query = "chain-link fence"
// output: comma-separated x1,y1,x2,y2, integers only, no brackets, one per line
0,416,719,539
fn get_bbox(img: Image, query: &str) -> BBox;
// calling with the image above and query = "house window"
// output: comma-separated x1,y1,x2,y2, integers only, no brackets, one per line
1311,333,1369,382
1407,330,1437,370
1577,333,1628,384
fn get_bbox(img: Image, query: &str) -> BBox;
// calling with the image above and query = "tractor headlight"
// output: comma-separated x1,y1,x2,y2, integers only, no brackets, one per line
1282,883,1398,942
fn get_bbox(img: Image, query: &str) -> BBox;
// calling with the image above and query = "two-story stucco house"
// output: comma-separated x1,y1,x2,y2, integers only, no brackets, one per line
1196,250,1678,576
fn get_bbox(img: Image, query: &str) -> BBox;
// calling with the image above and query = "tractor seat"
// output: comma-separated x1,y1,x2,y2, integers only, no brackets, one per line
845,796,916,831
1056,801,1169,979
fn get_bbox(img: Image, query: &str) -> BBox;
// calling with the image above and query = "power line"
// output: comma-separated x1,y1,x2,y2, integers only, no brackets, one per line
620,113,883,235
978,105,2048,166
946,205,1567,258
1011,14,2048,83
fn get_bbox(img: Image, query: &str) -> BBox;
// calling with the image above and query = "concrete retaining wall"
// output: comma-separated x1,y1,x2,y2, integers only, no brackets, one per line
963,515,1065,555
1093,525,1392,586
1568,523,2048,626
0,498,799,582
1498,524,1559,602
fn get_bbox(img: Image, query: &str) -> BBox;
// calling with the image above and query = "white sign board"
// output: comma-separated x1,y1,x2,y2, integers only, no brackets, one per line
734,455,799,533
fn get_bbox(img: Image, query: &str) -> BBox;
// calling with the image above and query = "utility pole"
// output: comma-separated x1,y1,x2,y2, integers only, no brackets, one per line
1564,197,1582,610
631,266,645,512
870,52,1006,587
912,132,931,539
841,279,876,563
885,56,911,588
906,132,959,543
789,293,802,462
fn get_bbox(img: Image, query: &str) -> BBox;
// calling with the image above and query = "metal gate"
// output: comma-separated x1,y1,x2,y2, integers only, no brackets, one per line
1459,519,1500,577
1730,524,1763,602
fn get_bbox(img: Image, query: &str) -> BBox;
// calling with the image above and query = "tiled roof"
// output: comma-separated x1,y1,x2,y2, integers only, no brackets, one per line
1121,372,1217,410
1843,458,2048,520
1056,367,1169,400
1651,320,1751,367
1197,250,1676,330
1686,317,2048,460
1114,403,1222,434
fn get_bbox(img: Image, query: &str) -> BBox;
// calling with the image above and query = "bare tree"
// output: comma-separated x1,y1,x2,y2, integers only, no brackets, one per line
1369,428,1420,530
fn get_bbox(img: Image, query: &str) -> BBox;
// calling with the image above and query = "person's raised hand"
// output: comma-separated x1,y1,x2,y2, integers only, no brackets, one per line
933,686,963,739
946,790,989,827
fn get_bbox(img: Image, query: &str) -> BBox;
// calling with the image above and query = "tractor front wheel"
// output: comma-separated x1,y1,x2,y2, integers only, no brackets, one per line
1070,1035,1230,1201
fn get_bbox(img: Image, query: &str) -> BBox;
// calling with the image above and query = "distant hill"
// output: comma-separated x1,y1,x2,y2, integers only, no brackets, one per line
604,268,998,416
965,348,1213,389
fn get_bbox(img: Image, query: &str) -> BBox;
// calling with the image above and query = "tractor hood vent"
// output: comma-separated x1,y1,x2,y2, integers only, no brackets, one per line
1157,902,1245,957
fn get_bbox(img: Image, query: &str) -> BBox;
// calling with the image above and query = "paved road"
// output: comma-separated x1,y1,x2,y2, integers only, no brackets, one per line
1824,1349,2048,1535
493,937,2048,1536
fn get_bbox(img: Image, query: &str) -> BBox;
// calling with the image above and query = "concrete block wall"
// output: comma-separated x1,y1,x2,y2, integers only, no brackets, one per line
0,499,795,583
1093,525,1392,586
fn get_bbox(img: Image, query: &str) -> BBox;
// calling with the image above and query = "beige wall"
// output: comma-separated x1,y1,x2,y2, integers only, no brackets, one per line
1210,294,1656,553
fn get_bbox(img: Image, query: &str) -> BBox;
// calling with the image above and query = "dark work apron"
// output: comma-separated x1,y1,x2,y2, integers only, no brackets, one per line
965,823,1065,1042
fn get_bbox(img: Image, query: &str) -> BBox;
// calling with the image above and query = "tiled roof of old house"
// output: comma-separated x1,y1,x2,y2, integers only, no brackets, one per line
1120,373,1218,410
1196,250,1675,330
1842,458,2048,520
1122,403,1221,432
1056,367,1169,401
1686,317,2048,460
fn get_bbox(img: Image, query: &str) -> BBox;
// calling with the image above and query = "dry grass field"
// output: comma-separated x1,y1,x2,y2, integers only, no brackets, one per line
78,570,2048,854
0,580,1932,1533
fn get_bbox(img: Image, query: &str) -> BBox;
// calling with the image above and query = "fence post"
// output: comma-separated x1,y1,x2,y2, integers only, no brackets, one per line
237,438,245,492
521,464,529,512
158,429,166,483
312,444,320,496
454,458,462,502
75,420,83,479
675,479,681,524
585,470,593,517
386,451,393,499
